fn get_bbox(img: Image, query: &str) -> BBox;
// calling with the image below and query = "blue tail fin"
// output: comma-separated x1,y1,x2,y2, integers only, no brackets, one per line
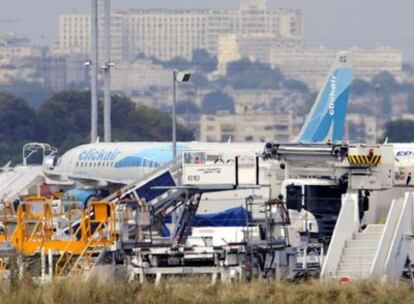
295,52,352,143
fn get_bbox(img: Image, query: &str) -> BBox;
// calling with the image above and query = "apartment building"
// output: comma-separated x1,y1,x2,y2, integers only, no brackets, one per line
269,47,403,88
199,111,294,142
56,0,302,61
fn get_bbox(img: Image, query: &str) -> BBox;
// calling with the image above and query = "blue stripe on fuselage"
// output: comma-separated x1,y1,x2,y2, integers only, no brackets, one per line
114,144,189,169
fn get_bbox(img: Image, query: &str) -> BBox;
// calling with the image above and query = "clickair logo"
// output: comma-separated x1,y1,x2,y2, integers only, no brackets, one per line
328,74,337,116
78,149,121,161
396,151,414,157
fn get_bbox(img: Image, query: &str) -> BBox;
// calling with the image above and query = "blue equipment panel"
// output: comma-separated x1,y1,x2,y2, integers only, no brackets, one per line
136,171,175,202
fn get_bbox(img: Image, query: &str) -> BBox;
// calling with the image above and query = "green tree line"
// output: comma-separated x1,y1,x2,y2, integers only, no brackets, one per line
381,119,414,143
0,91,194,165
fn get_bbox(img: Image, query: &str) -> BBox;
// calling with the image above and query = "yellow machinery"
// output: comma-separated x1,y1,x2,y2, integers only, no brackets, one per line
12,196,54,255
54,200,116,276
1,201,17,243
0,197,117,277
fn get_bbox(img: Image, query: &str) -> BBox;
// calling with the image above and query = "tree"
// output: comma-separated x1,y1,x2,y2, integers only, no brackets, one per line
111,96,194,141
161,57,191,70
135,52,147,60
0,93,42,142
282,79,309,93
0,91,195,164
403,62,414,75
190,74,209,88
372,71,398,114
407,92,414,114
201,91,235,114
0,93,43,164
139,104,194,141
372,71,398,90
176,101,200,115
38,91,194,151
303,92,318,114
351,79,372,96
382,119,414,143
223,59,284,90
38,91,92,148
191,49,218,72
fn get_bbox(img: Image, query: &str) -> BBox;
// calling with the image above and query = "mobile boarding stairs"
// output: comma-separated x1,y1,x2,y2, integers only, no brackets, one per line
99,150,265,283
263,142,414,282
321,192,414,282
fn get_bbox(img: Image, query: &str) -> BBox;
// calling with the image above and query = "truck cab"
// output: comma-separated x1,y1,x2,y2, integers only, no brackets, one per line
281,178,348,243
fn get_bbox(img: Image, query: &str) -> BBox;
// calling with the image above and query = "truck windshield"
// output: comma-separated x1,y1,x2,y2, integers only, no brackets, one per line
305,186,342,207
285,185,302,211
304,185,346,241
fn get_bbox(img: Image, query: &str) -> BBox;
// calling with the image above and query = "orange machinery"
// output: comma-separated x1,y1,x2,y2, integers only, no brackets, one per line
0,197,117,276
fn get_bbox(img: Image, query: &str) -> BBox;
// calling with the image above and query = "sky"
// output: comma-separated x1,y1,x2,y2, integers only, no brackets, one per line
1,0,414,60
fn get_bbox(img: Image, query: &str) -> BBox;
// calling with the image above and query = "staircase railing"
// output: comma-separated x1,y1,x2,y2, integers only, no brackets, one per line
69,221,105,274
320,192,360,280
373,192,413,281
54,213,90,277
369,196,404,277
54,201,116,277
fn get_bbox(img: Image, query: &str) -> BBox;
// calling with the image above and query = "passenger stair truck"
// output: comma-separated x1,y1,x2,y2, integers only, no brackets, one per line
265,143,395,242
64,150,257,245
263,142,405,280
104,150,261,247
321,146,414,282
60,155,185,247
0,143,67,203
122,150,292,284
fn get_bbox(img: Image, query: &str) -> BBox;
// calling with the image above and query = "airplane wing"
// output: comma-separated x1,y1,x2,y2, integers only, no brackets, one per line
44,168,126,188
66,174,126,188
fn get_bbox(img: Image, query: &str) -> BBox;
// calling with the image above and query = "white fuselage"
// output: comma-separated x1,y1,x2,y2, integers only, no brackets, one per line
50,142,414,223
54,141,414,187
54,142,266,184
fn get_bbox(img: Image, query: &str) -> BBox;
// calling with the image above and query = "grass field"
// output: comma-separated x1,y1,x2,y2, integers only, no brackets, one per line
1,276,414,304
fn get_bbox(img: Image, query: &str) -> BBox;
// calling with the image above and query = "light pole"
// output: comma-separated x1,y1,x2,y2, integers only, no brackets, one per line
102,0,113,143
171,71,191,237
90,0,99,143
172,71,177,160
172,71,191,160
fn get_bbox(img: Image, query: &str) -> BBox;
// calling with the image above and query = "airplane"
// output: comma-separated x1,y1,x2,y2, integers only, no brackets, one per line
45,51,353,188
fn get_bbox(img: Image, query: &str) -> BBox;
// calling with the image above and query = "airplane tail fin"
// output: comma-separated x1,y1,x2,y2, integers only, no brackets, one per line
295,51,352,143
